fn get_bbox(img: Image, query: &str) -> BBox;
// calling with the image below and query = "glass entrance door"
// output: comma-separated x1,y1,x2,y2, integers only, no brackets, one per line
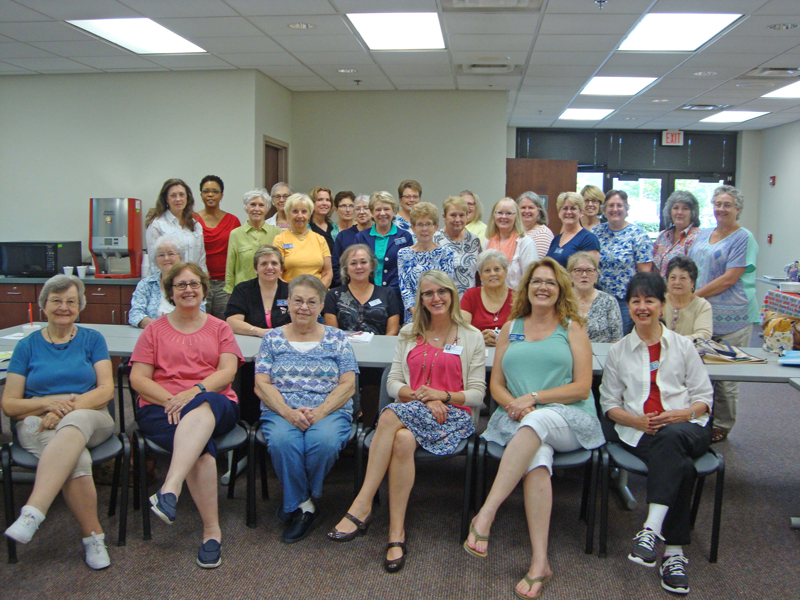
610,174,664,238
670,175,727,228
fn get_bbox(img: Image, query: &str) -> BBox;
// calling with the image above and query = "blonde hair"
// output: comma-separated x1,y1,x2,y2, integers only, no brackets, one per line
580,185,604,206
556,191,585,213
285,193,314,215
509,257,586,328
410,202,439,227
368,191,399,213
400,270,471,340
566,251,598,272
443,195,468,216
485,198,525,240
460,190,482,222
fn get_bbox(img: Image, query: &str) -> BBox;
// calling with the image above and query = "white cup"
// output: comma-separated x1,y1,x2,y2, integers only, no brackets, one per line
21,324,42,336
63,266,74,275
76,266,88,278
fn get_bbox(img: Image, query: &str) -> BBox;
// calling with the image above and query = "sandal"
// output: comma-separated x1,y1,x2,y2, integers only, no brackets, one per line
514,573,553,600
326,512,373,542
711,427,728,444
463,521,489,559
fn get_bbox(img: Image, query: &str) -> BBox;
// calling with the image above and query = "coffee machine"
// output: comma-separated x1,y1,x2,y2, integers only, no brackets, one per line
89,197,143,278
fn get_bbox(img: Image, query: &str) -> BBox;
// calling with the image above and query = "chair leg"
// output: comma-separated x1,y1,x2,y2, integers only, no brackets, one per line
259,443,269,500
134,433,151,540
579,459,590,521
474,439,486,513
131,435,140,511
226,446,239,500
2,447,18,564
117,434,130,546
709,455,724,563
461,436,476,541
246,426,257,529
598,447,609,558
108,454,120,518
584,449,599,555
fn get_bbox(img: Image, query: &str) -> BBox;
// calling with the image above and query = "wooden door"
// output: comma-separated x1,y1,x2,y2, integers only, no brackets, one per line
506,159,578,234
264,135,289,219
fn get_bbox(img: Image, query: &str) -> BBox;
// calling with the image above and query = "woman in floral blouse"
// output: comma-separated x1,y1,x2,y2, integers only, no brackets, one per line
652,190,701,278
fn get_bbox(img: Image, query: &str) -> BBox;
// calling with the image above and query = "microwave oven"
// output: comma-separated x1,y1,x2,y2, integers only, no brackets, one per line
0,241,82,278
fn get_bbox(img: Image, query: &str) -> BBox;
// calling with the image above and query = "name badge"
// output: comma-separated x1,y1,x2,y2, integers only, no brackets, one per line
394,238,407,246
368,299,382,307
444,344,463,355
649,360,660,372
282,244,293,249
276,299,288,307
509,333,526,342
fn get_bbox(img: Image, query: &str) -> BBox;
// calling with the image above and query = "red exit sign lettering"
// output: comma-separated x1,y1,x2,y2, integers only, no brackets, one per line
662,130,684,146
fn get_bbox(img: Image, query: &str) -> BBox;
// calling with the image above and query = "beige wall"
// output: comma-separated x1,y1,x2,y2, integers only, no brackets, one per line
254,71,292,187
288,90,508,209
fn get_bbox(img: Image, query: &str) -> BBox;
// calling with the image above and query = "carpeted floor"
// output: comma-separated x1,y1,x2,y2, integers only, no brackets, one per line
2,378,800,599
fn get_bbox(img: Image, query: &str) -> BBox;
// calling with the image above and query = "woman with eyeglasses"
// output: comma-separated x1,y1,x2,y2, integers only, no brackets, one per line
130,262,244,568
194,175,241,319
465,259,603,600
394,180,422,240
580,185,605,231
332,194,373,287
266,182,292,229
255,275,358,544
484,198,537,291
567,252,622,343
328,271,485,573
545,191,601,270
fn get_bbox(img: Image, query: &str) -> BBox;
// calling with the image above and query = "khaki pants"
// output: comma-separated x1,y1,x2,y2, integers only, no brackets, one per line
206,279,229,320
712,324,754,432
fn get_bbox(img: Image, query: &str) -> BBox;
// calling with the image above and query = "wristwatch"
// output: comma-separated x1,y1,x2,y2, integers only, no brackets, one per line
530,391,539,404
195,383,207,393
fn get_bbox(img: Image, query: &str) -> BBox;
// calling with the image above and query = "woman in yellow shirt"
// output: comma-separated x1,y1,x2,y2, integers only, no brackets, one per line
274,193,333,287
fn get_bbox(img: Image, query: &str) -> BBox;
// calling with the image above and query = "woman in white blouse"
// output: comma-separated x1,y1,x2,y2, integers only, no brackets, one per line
145,178,206,276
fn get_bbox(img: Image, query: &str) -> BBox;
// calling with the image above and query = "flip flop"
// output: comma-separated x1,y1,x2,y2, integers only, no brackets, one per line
463,522,489,558
514,573,553,600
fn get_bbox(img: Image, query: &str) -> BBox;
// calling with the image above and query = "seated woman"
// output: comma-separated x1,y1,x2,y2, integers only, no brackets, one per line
130,262,244,569
328,271,485,573
664,255,712,341
460,249,514,347
567,251,622,343
273,193,333,286
129,235,206,327
254,274,358,544
3,275,115,569
464,258,603,600
600,272,713,596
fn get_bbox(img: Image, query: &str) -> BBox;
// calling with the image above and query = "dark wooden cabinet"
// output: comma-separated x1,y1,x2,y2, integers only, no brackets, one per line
0,283,36,329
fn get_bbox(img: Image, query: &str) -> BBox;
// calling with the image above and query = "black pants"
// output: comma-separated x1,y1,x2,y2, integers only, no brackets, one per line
608,421,711,545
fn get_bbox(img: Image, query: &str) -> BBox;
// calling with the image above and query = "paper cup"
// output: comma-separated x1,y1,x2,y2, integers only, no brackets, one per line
76,266,88,278
21,324,42,336
63,266,74,275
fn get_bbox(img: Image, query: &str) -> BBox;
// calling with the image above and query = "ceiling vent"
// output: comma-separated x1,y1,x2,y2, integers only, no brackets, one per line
680,104,731,111
441,0,543,12
742,67,800,78
461,63,516,74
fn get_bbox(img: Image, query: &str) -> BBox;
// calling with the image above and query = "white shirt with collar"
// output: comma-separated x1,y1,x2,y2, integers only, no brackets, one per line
145,211,207,276
599,325,713,447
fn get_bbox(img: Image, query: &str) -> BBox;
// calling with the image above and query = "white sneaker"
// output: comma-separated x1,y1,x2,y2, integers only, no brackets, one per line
4,505,45,544
82,532,111,570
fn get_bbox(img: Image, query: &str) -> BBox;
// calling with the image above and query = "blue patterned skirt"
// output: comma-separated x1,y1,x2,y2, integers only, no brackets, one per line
383,401,475,455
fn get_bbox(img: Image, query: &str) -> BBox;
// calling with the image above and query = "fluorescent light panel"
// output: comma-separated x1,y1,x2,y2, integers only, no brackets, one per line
347,13,445,51
581,76,657,96
619,13,741,52
700,111,768,123
68,18,205,54
763,80,800,98
559,109,614,121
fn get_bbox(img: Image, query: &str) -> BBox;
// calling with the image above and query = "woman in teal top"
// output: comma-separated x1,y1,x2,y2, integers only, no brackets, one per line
463,257,604,600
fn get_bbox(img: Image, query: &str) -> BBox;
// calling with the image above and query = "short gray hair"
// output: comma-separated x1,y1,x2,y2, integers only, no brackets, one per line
516,191,549,226
340,244,377,285
154,235,186,260
662,190,700,228
354,194,370,205
243,188,271,209
253,244,284,270
712,185,744,218
476,248,509,272
285,193,314,215
39,274,86,311
270,182,292,197
288,274,327,304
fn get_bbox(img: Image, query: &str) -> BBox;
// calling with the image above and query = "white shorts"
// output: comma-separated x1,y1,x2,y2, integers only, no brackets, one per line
519,408,582,476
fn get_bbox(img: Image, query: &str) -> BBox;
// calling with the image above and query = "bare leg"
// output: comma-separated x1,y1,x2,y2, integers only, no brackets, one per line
61,475,104,537
161,403,215,499
386,429,417,561
466,427,542,554
26,426,86,515
185,453,221,543
515,467,553,599
333,410,405,534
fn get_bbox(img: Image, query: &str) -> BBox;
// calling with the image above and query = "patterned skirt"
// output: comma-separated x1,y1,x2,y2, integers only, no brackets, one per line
383,400,475,455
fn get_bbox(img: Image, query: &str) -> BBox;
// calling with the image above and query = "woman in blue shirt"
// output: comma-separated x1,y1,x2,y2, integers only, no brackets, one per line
546,191,601,268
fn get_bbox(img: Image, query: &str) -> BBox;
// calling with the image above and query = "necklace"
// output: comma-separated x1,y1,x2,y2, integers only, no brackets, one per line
45,325,76,350
430,322,453,342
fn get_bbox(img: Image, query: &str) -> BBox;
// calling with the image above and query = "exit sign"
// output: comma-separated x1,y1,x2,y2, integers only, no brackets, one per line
662,130,684,146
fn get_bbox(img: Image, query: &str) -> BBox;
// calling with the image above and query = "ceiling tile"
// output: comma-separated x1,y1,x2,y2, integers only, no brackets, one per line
528,51,606,66
270,34,364,52
0,21,93,42
2,56,97,72
533,35,621,52
649,0,765,13
395,82,457,90
594,65,669,78
545,0,652,14
704,35,799,54
755,0,800,15
539,12,639,35
381,63,453,77
0,60,35,73
336,0,437,11
192,36,284,54
443,12,542,35
13,0,137,20
448,34,533,53
210,53,301,67
224,0,337,16
268,75,335,90
456,75,521,89
75,55,161,70
526,64,597,78
248,15,351,36
0,42,54,58
725,15,800,37
118,0,237,18
602,52,690,69
451,51,529,65
30,40,128,57
312,63,385,77
0,1,52,21
144,54,233,69
688,52,778,68
372,50,450,65
156,17,264,39
292,51,375,66
390,75,456,86
257,64,318,77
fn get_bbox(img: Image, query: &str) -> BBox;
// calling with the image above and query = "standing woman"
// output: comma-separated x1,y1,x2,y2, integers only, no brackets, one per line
266,182,292,229
517,192,554,260
580,185,605,231
224,189,281,295
567,252,623,343
462,190,487,243
146,178,206,275
484,198,538,291
434,196,482,297
594,190,654,334
309,186,338,253
3,275,115,569
195,175,240,319
395,179,422,238
332,194,373,285
653,191,701,278
461,249,514,348
328,271,485,573
334,191,356,233
398,202,455,322
546,192,600,269
273,193,333,287
353,191,414,304
689,185,758,443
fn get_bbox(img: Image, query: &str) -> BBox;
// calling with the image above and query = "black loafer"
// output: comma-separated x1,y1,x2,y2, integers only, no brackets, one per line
276,506,301,526
383,539,408,573
281,510,322,544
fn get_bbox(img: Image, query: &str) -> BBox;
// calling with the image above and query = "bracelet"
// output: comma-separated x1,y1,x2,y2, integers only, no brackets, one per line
249,326,255,334
530,391,538,405
195,383,207,393
444,391,451,404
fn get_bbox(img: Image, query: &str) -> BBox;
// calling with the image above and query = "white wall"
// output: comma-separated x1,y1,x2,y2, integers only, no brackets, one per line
0,69,290,260
288,90,508,208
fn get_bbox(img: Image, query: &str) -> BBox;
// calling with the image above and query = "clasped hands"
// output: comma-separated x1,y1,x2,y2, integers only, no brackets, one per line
164,387,202,424
635,409,693,435
285,406,327,431
412,386,449,424
39,394,77,431
506,395,536,422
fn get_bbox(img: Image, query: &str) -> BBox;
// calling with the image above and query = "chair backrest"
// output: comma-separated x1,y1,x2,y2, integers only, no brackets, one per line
351,373,361,421
378,366,393,422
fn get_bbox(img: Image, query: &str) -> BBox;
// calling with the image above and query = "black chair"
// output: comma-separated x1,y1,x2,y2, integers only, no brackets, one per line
357,367,477,540
2,400,130,563
119,364,250,541
598,434,724,563
246,375,363,528
474,399,601,555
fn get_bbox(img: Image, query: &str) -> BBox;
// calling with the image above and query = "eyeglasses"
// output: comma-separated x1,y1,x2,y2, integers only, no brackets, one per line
420,287,450,300
401,194,420,201
414,221,436,229
156,251,179,259
273,194,291,200
571,268,596,276
201,188,221,194
339,204,354,210
584,198,601,204
713,202,735,210
355,206,371,212
560,205,579,213
291,298,319,310
173,281,201,290
529,278,558,289
48,298,78,308
494,211,515,217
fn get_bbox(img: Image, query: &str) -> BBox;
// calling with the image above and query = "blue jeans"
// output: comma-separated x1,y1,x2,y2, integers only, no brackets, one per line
261,410,352,512
618,298,634,335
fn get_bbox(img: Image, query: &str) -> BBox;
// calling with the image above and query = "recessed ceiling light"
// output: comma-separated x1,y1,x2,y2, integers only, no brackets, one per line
559,108,614,121
67,18,205,54
682,104,729,111
581,76,656,96
652,98,670,103
288,22,315,30
693,71,718,77
767,23,798,31
624,117,638,120
763,80,800,98
736,82,774,88
619,13,741,52
337,68,358,74
700,111,768,123
347,13,445,50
